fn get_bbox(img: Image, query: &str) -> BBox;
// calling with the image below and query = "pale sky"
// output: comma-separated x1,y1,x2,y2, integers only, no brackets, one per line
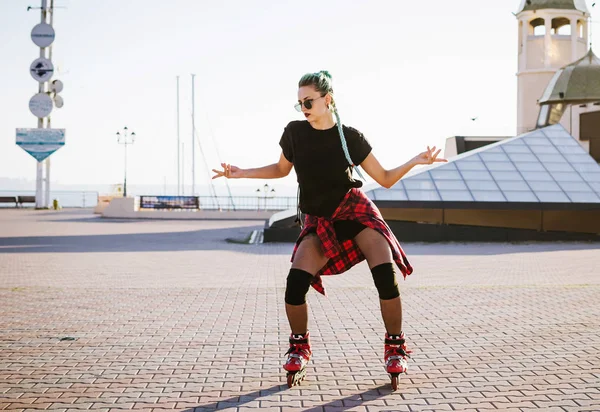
1,0,598,195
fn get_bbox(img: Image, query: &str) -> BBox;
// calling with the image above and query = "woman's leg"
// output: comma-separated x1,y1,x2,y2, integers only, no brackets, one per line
354,227,410,381
285,233,329,334
283,233,329,378
353,228,402,335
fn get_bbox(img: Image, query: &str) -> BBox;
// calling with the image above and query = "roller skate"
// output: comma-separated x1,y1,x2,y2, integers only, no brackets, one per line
384,332,411,391
283,332,311,388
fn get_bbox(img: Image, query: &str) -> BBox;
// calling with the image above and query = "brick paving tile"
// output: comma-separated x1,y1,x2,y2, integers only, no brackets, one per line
4,404,52,411
366,407,411,412
1,210,599,411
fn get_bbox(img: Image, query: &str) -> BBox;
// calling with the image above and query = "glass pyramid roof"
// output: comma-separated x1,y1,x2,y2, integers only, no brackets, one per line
368,124,600,203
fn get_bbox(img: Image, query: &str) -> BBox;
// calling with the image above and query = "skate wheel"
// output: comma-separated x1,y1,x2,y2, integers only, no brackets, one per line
286,368,307,389
391,374,398,391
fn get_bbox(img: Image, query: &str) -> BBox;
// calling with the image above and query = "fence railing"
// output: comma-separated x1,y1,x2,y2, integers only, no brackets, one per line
190,196,297,211
0,190,99,208
138,195,298,211
0,192,297,211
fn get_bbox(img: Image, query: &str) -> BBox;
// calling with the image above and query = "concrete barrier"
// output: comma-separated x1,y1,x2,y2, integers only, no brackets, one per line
101,197,275,220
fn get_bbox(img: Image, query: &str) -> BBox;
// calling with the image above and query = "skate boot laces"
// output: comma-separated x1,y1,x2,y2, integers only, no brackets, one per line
385,334,412,363
385,344,411,363
285,343,311,360
285,334,311,361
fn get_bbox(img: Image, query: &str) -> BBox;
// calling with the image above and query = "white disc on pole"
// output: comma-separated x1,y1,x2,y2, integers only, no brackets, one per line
30,57,54,82
51,79,64,93
54,95,64,108
31,23,55,48
29,93,53,118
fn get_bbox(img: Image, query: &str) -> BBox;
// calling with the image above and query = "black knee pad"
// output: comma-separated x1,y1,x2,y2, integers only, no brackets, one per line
285,268,313,305
371,263,400,300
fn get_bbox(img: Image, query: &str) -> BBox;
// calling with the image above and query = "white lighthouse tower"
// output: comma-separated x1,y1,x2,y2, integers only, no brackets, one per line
516,0,590,135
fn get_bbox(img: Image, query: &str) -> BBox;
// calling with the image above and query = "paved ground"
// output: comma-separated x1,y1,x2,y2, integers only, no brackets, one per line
1,208,599,412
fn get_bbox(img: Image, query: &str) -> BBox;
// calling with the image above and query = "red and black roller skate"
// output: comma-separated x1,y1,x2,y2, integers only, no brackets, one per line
384,332,411,391
283,332,311,388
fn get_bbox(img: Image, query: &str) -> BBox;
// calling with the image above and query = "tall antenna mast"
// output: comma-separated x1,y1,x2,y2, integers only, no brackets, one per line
176,75,180,196
191,74,196,196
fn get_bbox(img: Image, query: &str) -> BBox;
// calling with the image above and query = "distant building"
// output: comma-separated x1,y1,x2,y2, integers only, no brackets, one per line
363,1,600,241
368,124,600,241
444,0,600,161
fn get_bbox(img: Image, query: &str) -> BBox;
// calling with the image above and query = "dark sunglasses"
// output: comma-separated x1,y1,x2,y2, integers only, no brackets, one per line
294,96,324,112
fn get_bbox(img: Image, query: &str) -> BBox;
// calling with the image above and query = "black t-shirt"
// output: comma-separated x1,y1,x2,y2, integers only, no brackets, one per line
279,120,372,217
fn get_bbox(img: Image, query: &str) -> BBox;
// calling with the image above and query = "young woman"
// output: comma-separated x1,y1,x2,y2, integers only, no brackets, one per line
212,70,446,389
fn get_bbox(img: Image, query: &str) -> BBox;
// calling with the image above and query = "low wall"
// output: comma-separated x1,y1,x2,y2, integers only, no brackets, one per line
102,197,275,220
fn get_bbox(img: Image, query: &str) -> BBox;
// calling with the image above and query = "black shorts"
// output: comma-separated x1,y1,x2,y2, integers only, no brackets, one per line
304,219,367,242
333,220,367,241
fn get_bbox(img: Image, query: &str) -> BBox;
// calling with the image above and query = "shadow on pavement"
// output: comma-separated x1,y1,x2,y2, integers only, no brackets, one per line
183,384,391,411
182,384,287,411
303,385,392,411
0,225,280,254
1,228,599,255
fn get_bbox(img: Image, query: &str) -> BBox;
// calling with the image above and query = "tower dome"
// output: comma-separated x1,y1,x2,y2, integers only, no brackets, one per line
517,0,589,14
540,49,600,104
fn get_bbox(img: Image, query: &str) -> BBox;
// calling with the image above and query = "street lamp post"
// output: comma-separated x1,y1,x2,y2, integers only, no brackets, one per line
256,183,276,211
116,126,136,197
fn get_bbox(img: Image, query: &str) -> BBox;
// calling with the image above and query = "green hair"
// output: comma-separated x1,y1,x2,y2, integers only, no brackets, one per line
298,70,365,180
298,70,334,96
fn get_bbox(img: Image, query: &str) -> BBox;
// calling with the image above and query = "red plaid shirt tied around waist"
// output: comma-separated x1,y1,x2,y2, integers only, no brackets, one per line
291,188,413,296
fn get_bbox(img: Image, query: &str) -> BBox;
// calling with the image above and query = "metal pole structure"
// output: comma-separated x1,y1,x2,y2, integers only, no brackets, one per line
44,0,55,209
191,74,196,197
35,0,48,209
117,127,135,197
124,138,127,196
181,142,185,196
45,145,51,207
176,75,181,196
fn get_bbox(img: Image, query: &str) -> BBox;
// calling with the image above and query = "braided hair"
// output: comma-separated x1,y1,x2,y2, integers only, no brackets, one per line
298,71,365,180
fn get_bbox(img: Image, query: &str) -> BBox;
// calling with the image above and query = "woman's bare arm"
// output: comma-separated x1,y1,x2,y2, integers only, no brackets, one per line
360,146,447,189
212,152,293,180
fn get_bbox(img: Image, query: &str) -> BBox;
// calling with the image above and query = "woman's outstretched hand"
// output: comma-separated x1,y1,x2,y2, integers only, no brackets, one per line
411,146,448,165
212,163,242,179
